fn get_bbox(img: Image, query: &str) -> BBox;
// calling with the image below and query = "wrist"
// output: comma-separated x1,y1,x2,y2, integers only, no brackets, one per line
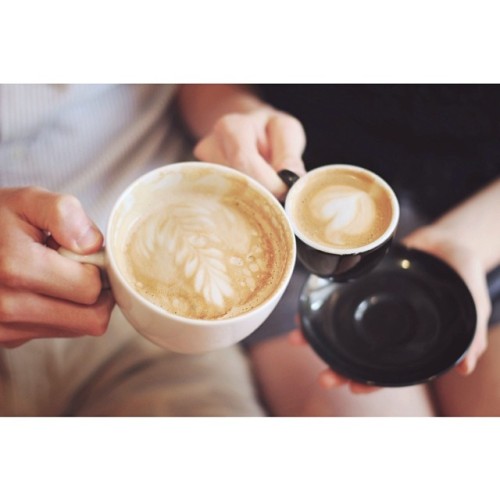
404,224,486,272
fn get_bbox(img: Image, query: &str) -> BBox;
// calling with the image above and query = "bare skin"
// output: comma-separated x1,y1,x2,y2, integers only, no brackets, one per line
5,84,498,417
0,85,306,350
248,180,500,416
0,187,114,347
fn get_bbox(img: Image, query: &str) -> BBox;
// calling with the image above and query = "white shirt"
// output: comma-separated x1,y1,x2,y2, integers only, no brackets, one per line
0,84,190,229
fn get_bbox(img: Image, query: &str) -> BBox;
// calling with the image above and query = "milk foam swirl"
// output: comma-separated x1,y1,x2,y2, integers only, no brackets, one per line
311,185,376,245
126,194,272,319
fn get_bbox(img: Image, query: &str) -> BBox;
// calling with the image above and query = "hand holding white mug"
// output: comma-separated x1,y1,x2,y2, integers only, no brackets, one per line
60,162,296,354
0,187,114,348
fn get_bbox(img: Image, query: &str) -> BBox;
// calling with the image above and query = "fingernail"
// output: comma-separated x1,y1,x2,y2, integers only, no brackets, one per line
320,372,338,389
76,226,101,251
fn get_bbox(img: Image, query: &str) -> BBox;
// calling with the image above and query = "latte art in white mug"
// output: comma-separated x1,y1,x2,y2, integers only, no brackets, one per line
119,167,291,320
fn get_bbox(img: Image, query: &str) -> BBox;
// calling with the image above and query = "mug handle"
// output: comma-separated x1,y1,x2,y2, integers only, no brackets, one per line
278,169,301,189
58,247,106,268
58,247,110,289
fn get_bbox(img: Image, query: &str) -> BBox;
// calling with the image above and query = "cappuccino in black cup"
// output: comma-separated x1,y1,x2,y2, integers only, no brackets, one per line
282,164,399,280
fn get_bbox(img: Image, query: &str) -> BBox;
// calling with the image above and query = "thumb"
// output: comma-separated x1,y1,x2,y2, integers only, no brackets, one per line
17,187,103,254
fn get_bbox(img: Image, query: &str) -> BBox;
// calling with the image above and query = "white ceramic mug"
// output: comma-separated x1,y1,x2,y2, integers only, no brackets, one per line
60,162,296,354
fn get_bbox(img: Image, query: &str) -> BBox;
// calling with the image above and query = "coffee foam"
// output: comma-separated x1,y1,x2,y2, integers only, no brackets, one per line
290,167,394,251
118,168,291,320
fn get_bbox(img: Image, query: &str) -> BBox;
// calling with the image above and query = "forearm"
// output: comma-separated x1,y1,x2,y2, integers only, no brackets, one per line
411,178,500,272
177,84,269,139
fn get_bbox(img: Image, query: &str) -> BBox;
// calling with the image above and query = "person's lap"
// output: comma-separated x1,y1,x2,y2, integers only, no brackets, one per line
0,308,265,417
247,193,500,416
431,323,500,416
249,333,436,416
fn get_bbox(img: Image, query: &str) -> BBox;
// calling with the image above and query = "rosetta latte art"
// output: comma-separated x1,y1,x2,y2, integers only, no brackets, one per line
126,195,271,319
311,185,376,245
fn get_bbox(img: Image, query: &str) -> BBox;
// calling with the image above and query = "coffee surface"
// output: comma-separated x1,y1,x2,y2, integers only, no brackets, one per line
290,167,394,250
120,169,291,320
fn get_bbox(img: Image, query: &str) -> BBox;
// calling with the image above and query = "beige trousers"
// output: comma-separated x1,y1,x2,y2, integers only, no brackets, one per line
0,308,265,417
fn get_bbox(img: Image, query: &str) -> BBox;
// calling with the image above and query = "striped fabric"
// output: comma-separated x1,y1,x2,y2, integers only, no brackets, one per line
0,84,190,230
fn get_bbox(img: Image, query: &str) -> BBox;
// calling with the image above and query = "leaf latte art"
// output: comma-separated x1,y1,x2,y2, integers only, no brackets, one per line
289,166,394,251
124,194,281,320
312,186,376,245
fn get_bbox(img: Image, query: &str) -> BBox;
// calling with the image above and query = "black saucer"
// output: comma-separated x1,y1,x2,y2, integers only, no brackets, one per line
299,243,477,387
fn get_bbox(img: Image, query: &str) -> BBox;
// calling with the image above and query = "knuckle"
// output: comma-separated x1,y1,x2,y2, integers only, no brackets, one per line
213,114,242,135
0,253,22,288
0,294,16,323
288,114,304,131
193,138,212,161
193,139,205,158
89,320,109,337
51,194,82,223
87,307,111,336
271,113,303,136
16,186,47,205
79,268,103,305
81,292,99,307
230,150,252,169
272,112,300,128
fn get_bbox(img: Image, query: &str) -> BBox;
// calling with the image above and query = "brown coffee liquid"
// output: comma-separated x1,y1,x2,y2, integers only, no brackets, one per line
120,169,292,320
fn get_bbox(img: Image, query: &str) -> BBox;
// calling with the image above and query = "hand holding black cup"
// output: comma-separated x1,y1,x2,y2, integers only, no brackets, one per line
278,164,478,388
278,164,400,281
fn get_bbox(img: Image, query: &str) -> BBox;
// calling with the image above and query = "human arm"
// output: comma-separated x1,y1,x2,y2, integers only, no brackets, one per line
313,178,500,391
0,187,114,347
404,178,500,375
176,84,306,198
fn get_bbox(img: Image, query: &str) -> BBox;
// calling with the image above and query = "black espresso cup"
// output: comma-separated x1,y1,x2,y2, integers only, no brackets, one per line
279,164,400,281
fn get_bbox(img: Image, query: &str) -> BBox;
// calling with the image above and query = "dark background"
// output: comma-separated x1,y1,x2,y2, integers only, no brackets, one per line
259,84,500,220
